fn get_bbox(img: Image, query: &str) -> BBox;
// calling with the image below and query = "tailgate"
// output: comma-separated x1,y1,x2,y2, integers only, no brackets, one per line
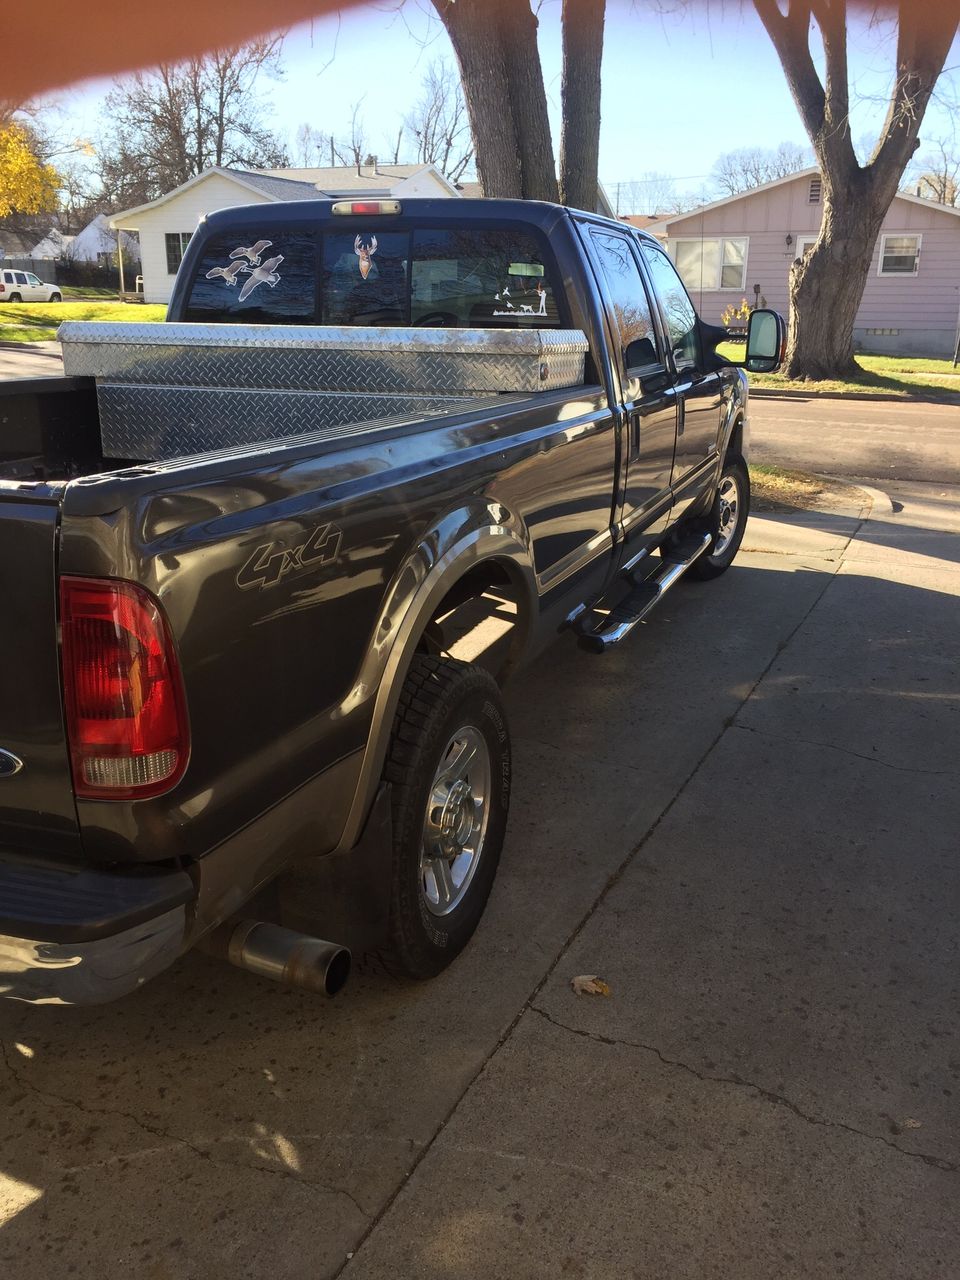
0,495,81,858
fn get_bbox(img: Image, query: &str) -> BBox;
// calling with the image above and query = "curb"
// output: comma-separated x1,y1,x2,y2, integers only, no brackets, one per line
749,387,960,406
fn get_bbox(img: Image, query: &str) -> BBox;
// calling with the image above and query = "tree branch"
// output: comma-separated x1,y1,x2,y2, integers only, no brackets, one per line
753,0,826,143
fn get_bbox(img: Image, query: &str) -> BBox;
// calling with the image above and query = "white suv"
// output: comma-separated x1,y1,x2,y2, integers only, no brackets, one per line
0,268,62,303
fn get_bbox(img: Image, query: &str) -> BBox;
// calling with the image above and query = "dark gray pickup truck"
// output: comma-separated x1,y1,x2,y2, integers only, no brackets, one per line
0,198,783,1004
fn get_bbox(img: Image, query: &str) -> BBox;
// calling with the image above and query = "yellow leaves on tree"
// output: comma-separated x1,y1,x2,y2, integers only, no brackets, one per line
0,122,59,217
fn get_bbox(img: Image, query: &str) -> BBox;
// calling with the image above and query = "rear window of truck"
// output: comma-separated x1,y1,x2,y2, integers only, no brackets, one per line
183,225,564,328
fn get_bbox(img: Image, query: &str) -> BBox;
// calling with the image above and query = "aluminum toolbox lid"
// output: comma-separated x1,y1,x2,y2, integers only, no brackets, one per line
58,321,589,366
58,321,589,399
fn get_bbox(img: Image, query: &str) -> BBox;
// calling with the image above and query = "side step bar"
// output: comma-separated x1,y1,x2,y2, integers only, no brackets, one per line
577,532,712,653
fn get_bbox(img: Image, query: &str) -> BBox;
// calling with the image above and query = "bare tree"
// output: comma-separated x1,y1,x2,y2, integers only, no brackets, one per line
711,141,812,195
906,136,960,205
95,39,289,207
753,0,960,379
560,0,605,210
404,61,474,184
615,172,682,216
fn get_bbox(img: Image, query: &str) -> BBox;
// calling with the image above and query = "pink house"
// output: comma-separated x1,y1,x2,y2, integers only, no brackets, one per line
649,168,960,357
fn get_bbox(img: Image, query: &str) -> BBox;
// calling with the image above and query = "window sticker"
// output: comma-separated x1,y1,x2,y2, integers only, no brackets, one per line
493,278,548,317
354,234,378,279
230,240,273,265
204,242,285,301
238,254,284,301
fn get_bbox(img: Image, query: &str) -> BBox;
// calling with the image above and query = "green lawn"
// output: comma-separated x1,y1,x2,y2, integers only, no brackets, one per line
717,341,959,401
0,300,167,344
61,286,124,301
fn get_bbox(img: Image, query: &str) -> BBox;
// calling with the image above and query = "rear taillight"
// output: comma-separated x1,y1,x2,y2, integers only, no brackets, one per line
59,577,189,800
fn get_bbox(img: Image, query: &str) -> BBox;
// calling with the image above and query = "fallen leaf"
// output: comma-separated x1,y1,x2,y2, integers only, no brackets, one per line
571,974,611,997
898,1118,922,1130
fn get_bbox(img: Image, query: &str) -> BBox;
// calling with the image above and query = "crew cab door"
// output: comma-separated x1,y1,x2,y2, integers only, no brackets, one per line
638,241,723,518
583,225,676,564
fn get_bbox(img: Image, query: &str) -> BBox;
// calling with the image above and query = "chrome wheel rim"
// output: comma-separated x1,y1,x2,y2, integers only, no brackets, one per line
714,473,740,556
421,725,491,916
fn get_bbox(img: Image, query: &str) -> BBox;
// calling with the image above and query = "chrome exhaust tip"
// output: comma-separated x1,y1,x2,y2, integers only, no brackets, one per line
214,920,351,997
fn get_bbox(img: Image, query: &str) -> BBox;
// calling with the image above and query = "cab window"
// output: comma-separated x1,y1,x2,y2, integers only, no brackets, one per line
183,230,317,324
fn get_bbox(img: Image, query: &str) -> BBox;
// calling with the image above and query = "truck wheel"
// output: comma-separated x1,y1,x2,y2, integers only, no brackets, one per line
382,653,510,979
689,455,750,580
49,292,62,303
8,293,21,302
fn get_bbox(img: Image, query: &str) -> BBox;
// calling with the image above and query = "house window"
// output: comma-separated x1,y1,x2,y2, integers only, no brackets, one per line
808,177,822,204
879,234,921,275
671,237,748,291
797,236,818,257
165,232,193,275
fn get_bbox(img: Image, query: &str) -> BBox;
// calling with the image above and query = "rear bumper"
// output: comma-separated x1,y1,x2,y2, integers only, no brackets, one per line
0,858,194,1005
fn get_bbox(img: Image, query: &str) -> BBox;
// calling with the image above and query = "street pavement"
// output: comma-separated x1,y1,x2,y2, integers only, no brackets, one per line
2,480,958,1279
0,343,62,380
750,394,960,485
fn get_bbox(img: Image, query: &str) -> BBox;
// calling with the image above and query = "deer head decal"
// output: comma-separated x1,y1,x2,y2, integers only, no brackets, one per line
354,234,378,280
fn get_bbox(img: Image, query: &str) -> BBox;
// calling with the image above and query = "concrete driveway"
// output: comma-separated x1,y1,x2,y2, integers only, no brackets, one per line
2,481,958,1279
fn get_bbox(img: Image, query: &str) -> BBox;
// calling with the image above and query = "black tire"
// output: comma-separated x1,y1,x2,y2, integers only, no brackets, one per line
8,293,21,303
382,653,510,979
49,293,62,303
689,454,750,580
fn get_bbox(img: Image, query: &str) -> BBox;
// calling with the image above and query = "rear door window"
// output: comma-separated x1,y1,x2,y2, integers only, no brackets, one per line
183,230,317,324
639,241,701,371
588,228,660,370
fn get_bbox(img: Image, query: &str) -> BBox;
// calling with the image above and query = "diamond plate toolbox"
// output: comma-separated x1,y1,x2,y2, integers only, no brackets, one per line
59,322,589,461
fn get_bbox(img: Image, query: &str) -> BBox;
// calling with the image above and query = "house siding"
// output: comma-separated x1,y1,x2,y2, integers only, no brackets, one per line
117,175,274,303
661,174,960,356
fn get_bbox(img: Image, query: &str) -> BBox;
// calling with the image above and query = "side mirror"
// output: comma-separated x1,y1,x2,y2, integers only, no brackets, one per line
743,309,785,372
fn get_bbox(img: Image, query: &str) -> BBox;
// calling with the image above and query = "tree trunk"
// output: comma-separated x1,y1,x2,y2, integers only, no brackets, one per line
559,0,604,210
754,0,959,380
434,0,522,198
433,0,558,201
784,169,884,377
500,0,559,201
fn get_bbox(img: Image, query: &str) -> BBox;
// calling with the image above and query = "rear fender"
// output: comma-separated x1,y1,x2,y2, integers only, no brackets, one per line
334,500,536,853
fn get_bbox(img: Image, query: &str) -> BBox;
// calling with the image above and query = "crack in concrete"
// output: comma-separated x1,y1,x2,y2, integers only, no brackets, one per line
734,722,959,777
530,1006,959,1174
0,1039,368,1218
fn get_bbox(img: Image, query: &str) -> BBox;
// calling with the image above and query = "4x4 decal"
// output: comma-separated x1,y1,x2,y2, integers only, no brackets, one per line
237,522,343,591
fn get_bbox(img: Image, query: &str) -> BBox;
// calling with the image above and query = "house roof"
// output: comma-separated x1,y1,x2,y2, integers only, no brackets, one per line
648,166,960,233
110,167,318,226
110,163,462,228
255,163,431,190
621,214,666,230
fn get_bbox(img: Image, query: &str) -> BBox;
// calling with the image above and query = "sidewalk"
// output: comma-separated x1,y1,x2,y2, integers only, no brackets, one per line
346,483,960,1279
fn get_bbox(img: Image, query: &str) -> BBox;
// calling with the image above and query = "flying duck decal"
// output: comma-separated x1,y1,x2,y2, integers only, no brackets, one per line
237,254,284,301
229,240,273,265
205,259,249,286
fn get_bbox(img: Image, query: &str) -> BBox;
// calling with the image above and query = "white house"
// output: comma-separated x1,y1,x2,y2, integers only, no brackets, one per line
110,163,463,303
67,213,139,266
28,227,75,259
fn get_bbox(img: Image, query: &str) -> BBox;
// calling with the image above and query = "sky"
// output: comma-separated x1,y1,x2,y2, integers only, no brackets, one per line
51,0,960,206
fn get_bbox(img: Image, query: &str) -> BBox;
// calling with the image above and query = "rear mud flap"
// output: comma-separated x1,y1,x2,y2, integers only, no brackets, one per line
277,783,393,956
